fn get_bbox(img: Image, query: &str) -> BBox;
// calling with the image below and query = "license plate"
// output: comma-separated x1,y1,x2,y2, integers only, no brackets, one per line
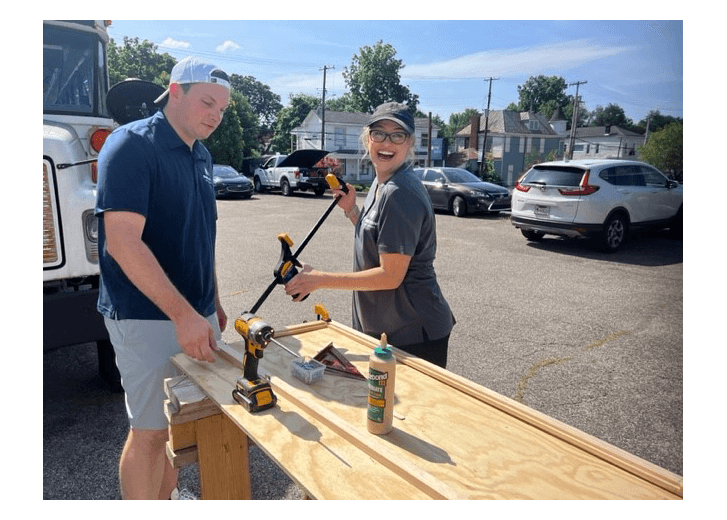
534,205,550,218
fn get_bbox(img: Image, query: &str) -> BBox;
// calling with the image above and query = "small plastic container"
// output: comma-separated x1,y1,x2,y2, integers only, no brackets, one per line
290,358,326,384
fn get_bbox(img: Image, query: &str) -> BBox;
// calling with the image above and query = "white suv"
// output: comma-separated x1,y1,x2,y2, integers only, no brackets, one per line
510,159,682,252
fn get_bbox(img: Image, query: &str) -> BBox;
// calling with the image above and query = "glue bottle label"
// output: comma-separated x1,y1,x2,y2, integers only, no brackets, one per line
367,368,388,423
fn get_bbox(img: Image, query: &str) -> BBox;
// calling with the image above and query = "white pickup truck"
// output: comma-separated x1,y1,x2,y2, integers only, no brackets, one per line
253,149,329,196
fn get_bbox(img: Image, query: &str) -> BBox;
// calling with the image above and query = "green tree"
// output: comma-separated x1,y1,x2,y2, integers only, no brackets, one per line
481,158,501,184
639,122,683,180
515,75,570,117
509,75,590,129
230,91,262,157
107,37,176,86
591,103,636,131
637,110,683,134
444,108,480,139
228,74,282,132
270,94,320,154
342,40,419,113
325,92,357,113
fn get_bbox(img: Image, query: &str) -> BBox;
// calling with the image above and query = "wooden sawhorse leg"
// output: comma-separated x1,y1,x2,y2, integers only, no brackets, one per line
195,413,252,499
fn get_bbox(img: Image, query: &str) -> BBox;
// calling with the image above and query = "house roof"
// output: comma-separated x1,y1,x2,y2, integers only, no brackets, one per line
455,110,559,137
572,125,643,138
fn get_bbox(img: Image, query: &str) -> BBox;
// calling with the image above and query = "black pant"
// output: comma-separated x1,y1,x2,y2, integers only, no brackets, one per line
397,331,450,368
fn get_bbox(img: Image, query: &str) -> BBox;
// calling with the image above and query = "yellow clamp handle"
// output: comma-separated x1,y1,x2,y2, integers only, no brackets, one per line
313,303,330,321
277,232,293,246
325,174,340,190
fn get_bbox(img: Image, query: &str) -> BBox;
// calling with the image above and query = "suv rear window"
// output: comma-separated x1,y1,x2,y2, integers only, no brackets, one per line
521,166,586,187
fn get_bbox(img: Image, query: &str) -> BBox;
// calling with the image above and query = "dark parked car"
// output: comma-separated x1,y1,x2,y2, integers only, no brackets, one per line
413,167,511,217
212,165,253,199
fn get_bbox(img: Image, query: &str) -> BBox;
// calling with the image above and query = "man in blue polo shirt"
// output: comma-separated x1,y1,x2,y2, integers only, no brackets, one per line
96,56,231,499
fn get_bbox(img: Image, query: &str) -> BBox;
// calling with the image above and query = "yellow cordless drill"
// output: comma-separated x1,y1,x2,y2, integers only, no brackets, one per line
232,312,277,413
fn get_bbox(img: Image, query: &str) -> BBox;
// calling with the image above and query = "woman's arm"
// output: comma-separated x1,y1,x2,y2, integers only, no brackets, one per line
284,252,410,301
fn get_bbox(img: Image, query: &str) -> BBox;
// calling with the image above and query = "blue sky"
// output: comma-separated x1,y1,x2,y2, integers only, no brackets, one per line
107,19,683,125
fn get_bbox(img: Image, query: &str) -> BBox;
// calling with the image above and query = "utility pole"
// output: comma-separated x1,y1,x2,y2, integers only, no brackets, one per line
320,65,334,149
567,80,587,160
644,113,652,145
427,112,432,167
479,77,498,176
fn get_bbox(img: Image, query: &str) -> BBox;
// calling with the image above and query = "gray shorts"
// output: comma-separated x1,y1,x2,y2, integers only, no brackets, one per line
104,313,221,430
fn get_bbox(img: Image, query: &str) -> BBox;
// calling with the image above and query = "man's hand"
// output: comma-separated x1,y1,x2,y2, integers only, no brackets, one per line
174,310,218,363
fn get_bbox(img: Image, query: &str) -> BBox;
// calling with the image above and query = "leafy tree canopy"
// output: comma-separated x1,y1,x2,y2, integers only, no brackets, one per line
270,93,320,154
639,122,683,179
228,74,282,132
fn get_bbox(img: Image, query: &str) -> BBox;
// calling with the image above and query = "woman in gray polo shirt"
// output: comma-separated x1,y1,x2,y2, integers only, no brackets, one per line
285,102,454,368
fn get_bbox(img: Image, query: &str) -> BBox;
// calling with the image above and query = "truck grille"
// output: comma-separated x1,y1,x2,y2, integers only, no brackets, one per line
43,163,59,264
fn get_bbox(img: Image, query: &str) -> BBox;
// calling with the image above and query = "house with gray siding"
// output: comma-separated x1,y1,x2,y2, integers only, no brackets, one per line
454,110,566,187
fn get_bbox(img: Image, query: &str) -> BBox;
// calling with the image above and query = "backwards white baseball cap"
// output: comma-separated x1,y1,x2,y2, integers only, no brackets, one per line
154,55,230,104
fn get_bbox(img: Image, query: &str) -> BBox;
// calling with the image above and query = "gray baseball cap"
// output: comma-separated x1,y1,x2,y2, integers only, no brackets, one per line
367,102,415,134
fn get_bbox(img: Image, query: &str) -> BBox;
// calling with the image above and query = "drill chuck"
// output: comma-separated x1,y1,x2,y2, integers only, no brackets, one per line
236,312,274,349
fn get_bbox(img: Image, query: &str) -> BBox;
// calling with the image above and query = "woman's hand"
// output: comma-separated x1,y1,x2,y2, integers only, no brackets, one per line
284,264,318,302
334,183,357,213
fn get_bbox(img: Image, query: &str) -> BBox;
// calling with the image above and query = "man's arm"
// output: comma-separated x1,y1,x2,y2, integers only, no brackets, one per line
103,210,218,362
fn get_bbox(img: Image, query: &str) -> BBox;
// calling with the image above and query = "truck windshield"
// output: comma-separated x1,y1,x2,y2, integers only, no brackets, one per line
43,24,108,116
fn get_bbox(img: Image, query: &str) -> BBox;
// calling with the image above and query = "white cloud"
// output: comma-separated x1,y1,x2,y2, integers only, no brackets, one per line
216,40,241,53
403,39,632,80
160,37,190,50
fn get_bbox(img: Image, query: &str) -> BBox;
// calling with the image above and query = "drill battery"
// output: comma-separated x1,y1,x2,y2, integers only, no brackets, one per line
232,376,277,413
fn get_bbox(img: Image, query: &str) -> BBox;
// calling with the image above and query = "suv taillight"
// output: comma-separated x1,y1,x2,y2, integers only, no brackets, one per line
514,172,530,192
294,168,300,179
558,170,600,196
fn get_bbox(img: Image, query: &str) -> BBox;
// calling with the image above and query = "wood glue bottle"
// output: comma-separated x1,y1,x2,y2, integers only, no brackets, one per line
367,333,396,435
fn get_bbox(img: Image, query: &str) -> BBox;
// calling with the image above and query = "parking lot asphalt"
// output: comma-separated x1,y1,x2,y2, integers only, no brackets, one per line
43,189,683,499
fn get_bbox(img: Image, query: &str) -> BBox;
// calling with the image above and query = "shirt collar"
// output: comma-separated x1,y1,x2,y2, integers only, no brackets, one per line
376,161,411,187
152,110,206,159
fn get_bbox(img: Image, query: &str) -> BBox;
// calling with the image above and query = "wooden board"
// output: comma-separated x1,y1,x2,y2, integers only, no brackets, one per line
173,320,682,500
172,342,434,499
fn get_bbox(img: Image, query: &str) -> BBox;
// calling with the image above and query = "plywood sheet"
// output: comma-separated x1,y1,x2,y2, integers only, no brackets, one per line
172,346,433,500
173,320,682,500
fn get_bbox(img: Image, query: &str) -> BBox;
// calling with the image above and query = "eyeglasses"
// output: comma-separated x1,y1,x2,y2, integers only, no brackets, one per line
369,130,410,144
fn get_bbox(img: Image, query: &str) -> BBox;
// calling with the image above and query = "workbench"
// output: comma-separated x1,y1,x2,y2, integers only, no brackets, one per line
166,318,683,500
